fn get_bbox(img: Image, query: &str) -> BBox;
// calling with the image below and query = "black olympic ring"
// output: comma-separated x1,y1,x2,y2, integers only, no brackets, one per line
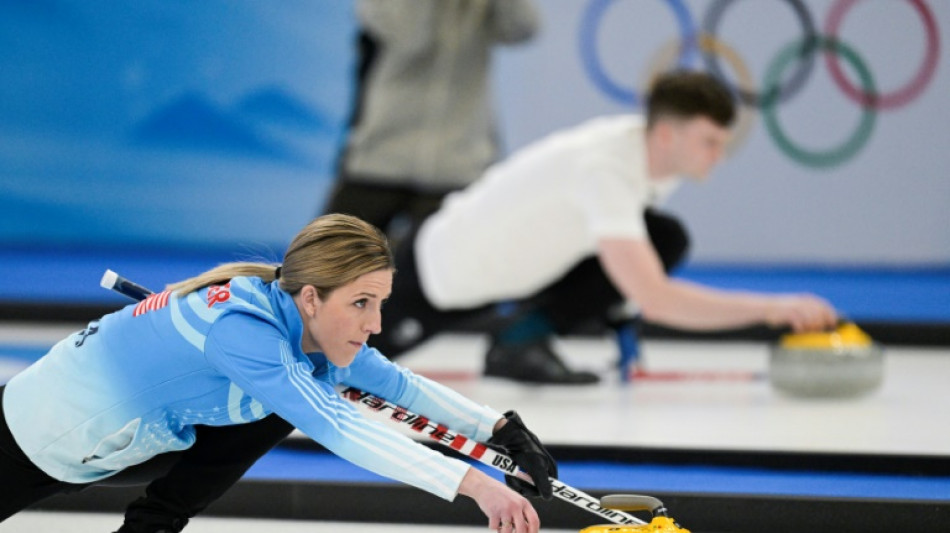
701,0,818,109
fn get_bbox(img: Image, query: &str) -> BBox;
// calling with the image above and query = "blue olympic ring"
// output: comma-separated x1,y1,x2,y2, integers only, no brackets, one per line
579,0,696,107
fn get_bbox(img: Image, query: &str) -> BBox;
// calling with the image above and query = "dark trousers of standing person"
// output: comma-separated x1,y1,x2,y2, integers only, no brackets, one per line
0,384,293,532
371,208,690,364
326,28,463,248
323,179,451,250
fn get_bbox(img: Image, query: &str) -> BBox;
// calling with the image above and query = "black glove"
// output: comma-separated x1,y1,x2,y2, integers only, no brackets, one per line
486,410,558,500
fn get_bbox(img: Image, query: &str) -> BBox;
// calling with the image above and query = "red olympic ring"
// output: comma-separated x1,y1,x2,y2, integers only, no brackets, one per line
824,0,940,110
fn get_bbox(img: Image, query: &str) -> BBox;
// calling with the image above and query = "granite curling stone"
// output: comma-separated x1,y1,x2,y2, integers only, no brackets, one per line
769,322,884,398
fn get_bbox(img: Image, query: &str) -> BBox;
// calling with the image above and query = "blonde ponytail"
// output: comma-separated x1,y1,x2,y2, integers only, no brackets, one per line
166,214,393,299
166,262,280,296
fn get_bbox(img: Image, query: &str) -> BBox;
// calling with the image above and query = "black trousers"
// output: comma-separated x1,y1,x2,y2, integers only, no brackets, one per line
0,385,293,531
114,415,293,533
0,386,87,521
372,208,690,357
324,179,451,249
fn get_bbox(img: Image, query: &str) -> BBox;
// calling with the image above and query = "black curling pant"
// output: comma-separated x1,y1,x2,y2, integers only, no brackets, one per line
0,384,293,532
530,207,689,334
0,386,88,521
115,415,294,533
372,208,690,357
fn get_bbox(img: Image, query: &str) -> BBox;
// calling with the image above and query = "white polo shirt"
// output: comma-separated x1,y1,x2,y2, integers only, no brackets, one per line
416,115,681,310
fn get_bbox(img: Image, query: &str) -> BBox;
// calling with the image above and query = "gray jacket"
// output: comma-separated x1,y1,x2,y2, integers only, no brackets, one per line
342,0,539,191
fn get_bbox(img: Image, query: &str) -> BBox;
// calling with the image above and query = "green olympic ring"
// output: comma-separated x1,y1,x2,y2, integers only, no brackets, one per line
762,37,877,169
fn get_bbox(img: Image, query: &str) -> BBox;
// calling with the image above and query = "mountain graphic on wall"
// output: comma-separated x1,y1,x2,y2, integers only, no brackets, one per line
234,86,334,133
130,91,308,164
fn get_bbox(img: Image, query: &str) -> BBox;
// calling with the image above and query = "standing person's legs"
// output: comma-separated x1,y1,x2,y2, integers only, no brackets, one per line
323,179,449,251
115,415,294,533
390,190,448,250
323,180,411,233
402,191,447,226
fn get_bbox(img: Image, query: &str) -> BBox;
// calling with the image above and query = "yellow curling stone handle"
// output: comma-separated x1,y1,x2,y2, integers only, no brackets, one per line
779,322,873,350
579,516,689,533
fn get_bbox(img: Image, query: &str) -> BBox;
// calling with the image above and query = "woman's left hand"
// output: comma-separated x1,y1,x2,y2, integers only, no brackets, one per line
487,411,558,500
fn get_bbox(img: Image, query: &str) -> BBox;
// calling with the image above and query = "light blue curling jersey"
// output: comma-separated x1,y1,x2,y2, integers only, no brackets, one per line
3,277,501,500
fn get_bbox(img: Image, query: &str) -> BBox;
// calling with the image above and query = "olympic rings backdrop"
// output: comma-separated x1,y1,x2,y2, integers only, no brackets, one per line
494,0,949,264
0,1,946,267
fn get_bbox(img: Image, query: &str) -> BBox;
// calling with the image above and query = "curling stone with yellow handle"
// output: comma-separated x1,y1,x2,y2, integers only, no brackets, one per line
770,322,884,398
579,494,689,533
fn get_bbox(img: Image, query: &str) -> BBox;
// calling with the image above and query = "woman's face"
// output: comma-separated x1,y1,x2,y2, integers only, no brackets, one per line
295,269,393,367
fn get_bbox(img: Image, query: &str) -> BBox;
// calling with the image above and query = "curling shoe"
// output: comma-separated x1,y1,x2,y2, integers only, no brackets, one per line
113,530,177,533
484,339,599,385
113,516,186,533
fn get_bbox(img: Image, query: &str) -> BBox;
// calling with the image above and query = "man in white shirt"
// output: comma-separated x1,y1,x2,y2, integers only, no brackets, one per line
372,71,838,384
